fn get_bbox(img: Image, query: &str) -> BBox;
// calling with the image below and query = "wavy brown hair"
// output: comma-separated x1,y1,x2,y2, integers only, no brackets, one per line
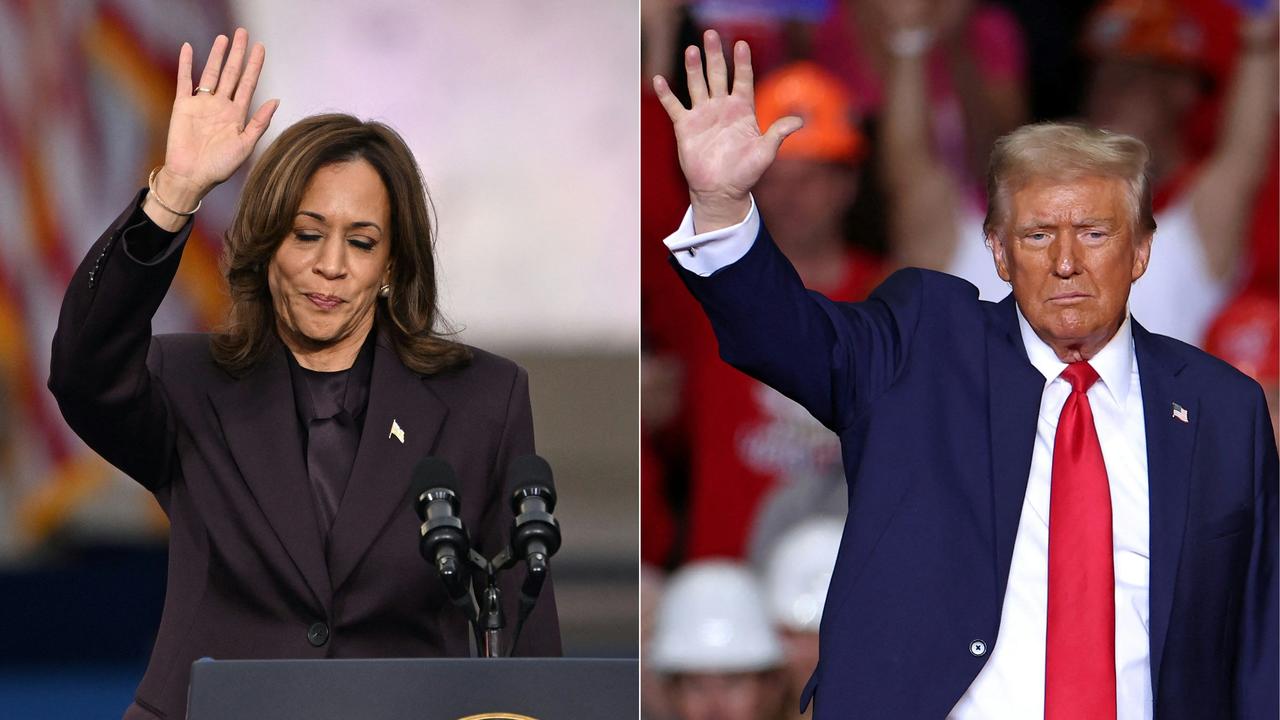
210,114,471,376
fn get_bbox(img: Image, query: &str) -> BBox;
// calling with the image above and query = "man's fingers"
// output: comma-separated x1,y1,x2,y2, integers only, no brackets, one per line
218,28,249,98
683,45,708,105
731,41,753,100
234,42,266,111
653,75,687,121
243,98,279,146
175,42,193,99
763,115,804,151
704,30,729,98
197,34,229,92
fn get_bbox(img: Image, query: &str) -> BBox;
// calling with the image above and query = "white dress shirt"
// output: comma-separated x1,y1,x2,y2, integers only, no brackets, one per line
665,200,1154,719
949,308,1152,719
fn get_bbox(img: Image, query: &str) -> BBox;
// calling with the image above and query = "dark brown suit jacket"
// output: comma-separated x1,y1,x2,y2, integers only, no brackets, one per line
49,194,561,720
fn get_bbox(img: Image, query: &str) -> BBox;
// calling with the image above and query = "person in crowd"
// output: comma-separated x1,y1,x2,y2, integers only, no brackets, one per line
652,29,1276,718
883,0,1277,347
1204,289,1279,441
811,0,1028,190
760,518,843,718
641,563,677,720
641,0,701,568
648,560,790,720
745,454,846,566
48,29,559,720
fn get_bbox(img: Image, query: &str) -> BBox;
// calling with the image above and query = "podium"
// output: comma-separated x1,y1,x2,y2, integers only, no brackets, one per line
186,657,637,719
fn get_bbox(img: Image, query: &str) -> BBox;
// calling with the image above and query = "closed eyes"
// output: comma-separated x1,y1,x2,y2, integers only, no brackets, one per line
292,231,377,251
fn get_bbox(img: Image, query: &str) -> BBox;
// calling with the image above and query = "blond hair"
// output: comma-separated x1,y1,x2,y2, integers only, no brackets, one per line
982,122,1156,241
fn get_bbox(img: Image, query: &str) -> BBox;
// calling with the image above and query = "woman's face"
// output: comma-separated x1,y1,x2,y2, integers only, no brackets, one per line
268,158,392,359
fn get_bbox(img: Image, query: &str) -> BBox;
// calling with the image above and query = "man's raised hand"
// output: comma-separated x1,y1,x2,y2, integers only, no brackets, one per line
652,30,801,232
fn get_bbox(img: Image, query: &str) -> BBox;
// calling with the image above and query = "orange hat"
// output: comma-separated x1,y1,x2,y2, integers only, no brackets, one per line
754,61,865,165
1203,290,1279,385
1084,0,1207,70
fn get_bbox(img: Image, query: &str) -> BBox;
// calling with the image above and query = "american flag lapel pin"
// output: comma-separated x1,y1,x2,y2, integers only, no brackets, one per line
1171,403,1189,423
389,419,405,443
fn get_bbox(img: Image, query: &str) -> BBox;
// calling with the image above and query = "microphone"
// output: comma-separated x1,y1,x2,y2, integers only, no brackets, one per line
506,454,562,595
410,457,475,616
503,455,563,654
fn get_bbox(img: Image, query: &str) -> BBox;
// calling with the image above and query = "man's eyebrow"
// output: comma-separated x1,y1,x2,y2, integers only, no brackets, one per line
1014,217,1118,232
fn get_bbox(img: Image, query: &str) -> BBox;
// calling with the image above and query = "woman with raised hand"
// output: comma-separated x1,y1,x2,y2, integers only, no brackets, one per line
50,28,560,720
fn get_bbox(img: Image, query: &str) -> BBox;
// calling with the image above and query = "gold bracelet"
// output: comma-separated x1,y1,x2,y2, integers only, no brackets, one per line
147,167,202,216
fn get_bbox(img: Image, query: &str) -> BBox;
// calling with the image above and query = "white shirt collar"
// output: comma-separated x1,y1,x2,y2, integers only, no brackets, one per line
1014,303,1135,406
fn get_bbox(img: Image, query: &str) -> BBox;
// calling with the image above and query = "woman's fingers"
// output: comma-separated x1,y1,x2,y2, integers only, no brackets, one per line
731,41,753,101
233,42,266,112
242,98,280,147
197,34,229,92
175,42,193,99
683,45,708,105
218,28,249,99
703,30,729,97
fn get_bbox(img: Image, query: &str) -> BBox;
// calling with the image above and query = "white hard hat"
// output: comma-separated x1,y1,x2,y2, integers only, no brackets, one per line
763,518,843,632
647,560,784,673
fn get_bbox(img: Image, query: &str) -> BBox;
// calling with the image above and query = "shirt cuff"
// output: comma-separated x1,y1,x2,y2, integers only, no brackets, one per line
662,196,760,277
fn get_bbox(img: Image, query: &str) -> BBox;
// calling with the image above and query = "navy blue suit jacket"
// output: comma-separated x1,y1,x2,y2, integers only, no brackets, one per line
674,226,1278,719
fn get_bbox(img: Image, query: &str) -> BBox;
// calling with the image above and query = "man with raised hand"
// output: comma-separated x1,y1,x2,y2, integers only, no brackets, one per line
652,30,1277,720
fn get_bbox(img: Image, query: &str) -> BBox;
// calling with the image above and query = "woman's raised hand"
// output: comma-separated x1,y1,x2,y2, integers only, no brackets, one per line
652,30,801,232
146,28,278,227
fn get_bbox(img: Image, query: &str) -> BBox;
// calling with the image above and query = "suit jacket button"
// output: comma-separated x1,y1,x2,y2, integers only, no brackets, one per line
969,639,987,657
307,622,329,647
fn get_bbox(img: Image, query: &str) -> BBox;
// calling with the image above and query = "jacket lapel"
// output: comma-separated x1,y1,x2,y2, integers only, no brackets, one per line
986,294,1045,603
1132,320,1195,697
327,333,448,592
209,341,333,613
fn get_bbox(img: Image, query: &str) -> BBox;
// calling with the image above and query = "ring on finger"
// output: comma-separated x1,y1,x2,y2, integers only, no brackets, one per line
195,86,215,95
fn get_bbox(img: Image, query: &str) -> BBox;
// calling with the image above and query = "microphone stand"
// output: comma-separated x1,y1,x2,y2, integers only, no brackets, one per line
449,548,502,657
435,530,517,658
459,542,551,658
487,545,546,656
479,559,504,658
478,547,516,657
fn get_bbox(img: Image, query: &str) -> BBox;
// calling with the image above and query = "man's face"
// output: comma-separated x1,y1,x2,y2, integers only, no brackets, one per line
666,671,785,720
779,628,821,703
989,175,1151,362
1086,59,1200,146
755,157,857,257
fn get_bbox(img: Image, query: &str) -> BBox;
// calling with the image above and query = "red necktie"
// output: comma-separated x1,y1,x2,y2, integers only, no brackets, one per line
1045,361,1116,720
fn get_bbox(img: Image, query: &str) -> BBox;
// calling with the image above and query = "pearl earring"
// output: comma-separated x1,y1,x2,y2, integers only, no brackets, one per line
379,284,391,298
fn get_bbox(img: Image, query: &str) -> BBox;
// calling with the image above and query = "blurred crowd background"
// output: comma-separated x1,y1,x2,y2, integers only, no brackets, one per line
0,1,637,717
640,0,1278,717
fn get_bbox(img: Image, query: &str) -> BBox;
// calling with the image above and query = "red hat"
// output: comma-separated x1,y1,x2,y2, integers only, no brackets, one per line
754,61,865,165
1084,0,1207,70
